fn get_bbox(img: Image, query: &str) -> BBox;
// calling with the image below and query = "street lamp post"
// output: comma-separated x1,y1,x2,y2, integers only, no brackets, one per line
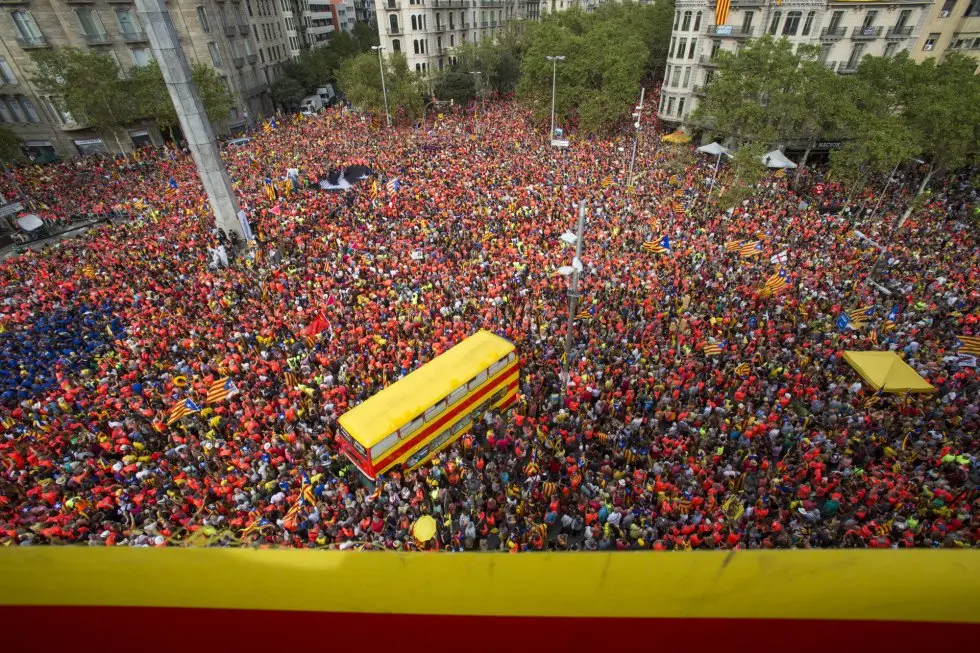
561,201,587,395
371,45,391,128
626,87,645,187
545,55,565,145
422,98,454,131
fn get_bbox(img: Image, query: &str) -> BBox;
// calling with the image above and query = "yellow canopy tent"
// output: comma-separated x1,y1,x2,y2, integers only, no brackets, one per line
842,351,936,394
661,131,692,144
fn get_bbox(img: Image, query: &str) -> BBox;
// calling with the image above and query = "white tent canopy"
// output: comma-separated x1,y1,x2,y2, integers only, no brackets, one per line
697,142,731,157
16,214,43,232
762,150,797,169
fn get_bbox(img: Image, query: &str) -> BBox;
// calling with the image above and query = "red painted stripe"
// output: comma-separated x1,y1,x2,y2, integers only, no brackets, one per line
0,607,975,653
372,371,519,473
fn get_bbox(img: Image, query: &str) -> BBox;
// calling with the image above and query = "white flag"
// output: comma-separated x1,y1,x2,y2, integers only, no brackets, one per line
771,250,788,265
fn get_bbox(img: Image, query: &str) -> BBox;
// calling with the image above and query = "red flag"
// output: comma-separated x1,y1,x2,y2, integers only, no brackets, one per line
270,204,281,216
305,313,329,337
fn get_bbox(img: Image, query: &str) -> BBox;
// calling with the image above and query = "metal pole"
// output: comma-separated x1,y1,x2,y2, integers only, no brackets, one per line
549,59,557,145
561,201,586,395
627,87,645,187
868,160,900,222
374,46,391,128
705,152,722,204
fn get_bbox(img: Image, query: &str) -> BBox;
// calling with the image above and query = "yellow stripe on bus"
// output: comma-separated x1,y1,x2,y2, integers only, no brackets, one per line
1,549,978,623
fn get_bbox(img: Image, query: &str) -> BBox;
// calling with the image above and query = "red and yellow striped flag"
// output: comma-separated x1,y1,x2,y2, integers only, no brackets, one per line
716,0,731,25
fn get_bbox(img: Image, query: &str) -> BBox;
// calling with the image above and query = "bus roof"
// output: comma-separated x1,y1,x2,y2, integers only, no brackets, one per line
338,330,515,448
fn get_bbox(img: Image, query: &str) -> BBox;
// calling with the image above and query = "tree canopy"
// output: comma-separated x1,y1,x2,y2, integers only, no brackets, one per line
337,51,424,123
130,61,235,138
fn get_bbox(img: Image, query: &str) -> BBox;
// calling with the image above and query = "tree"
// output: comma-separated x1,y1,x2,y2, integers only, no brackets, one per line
717,142,769,211
130,61,235,136
782,58,853,180
434,71,476,105
0,125,22,162
271,76,307,110
517,7,647,133
352,20,380,52
31,48,137,152
454,33,523,96
691,36,811,147
337,51,424,123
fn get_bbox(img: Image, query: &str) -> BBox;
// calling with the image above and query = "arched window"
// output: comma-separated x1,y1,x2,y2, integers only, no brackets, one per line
783,11,802,35
693,11,701,31
392,39,400,53
416,63,421,72
413,39,419,54
411,15,417,30
681,10,691,31
389,14,398,33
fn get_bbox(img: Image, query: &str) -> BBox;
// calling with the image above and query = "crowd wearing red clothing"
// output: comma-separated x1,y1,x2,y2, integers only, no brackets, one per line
0,100,977,551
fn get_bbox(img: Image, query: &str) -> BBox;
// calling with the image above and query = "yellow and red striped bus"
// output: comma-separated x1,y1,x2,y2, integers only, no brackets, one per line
337,330,518,480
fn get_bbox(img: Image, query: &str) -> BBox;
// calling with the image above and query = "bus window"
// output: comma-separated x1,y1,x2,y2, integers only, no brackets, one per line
447,384,468,406
371,432,400,459
468,370,488,390
400,416,424,440
489,358,508,377
451,414,471,434
424,400,446,422
507,351,517,363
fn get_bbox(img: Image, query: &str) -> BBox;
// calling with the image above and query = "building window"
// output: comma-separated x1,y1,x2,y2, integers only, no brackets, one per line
677,37,687,58
883,42,899,58
711,40,721,58
689,38,697,59
939,0,955,16
392,39,400,53
861,10,878,30
681,10,691,31
682,67,690,88
18,96,39,123
666,96,675,115
132,47,152,66
673,11,680,29
767,11,781,35
782,11,801,36
11,10,43,40
411,15,417,30
413,39,419,54
847,43,866,69
694,11,701,31
208,42,222,67
0,57,17,85
966,0,980,17
922,33,939,50
116,9,142,38
801,11,815,36
829,11,844,31
389,15,399,33
665,64,671,83
742,11,754,33
669,37,676,58
678,97,686,117
7,97,26,123
671,66,681,87
0,99,12,123
415,63,421,72
896,9,912,30
76,8,106,39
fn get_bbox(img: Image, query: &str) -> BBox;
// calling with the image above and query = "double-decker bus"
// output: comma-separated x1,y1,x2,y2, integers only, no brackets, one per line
337,330,519,480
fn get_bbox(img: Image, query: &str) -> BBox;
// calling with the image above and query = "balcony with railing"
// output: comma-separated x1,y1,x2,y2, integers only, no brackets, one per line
224,25,236,37
387,26,402,35
886,25,913,39
121,30,147,43
462,22,470,29
481,20,488,27
385,0,399,8
233,56,245,68
15,34,48,48
699,54,719,66
247,53,258,64
81,32,110,45
692,84,706,96
820,26,847,40
838,61,860,74
433,23,447,32
851,26,883,40
706,25,752,38
238,24,249,36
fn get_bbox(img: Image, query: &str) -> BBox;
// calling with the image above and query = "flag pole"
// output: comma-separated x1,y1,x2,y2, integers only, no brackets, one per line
561,201,586,397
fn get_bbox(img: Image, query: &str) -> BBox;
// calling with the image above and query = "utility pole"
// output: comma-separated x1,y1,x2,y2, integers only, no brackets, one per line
562,201,586,394
372,46,391,128
135,0,245,239
627,87,645,187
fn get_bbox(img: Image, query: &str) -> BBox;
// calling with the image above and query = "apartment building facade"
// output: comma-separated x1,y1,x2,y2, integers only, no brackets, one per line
658,0,931,126
375,0,525,77
0,0,290,159
912,0,980,63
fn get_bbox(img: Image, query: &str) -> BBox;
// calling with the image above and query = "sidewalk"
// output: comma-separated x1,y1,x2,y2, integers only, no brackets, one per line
0,217,106,262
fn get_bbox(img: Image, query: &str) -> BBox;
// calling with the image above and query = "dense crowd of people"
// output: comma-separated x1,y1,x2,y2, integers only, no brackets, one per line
1,99,977,551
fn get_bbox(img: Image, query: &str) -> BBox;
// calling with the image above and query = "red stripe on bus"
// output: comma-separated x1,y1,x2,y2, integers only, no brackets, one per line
0,607,976,652
370,368,520,474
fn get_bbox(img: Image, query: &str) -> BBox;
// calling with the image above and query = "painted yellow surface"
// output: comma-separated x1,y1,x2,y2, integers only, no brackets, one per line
2,549,978,623
338,329,515,447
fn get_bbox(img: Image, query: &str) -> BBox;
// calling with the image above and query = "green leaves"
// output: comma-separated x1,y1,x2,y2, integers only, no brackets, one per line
270,76,307,109
0,125,22,162
434,71,476,106
517,5,657,133
337,52,424,123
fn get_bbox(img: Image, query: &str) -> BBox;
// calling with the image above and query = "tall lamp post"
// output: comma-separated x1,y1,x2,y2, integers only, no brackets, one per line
559,201,587,395
371,45,391,128
626,88,645,187
545,55,565,146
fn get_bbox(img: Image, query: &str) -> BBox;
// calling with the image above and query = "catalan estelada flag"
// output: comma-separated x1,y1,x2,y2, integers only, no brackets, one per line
739,240,763,257
284,372,298,388
956,335,980,355
703,341,724,356
206,377,239,405
601,175,614,188
734,362,750,376
725,240,742,253
167,398,201,425
642,235,671,254
672,201,687,216
762,267,789,296
576,309,592,321
848,305,875,326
